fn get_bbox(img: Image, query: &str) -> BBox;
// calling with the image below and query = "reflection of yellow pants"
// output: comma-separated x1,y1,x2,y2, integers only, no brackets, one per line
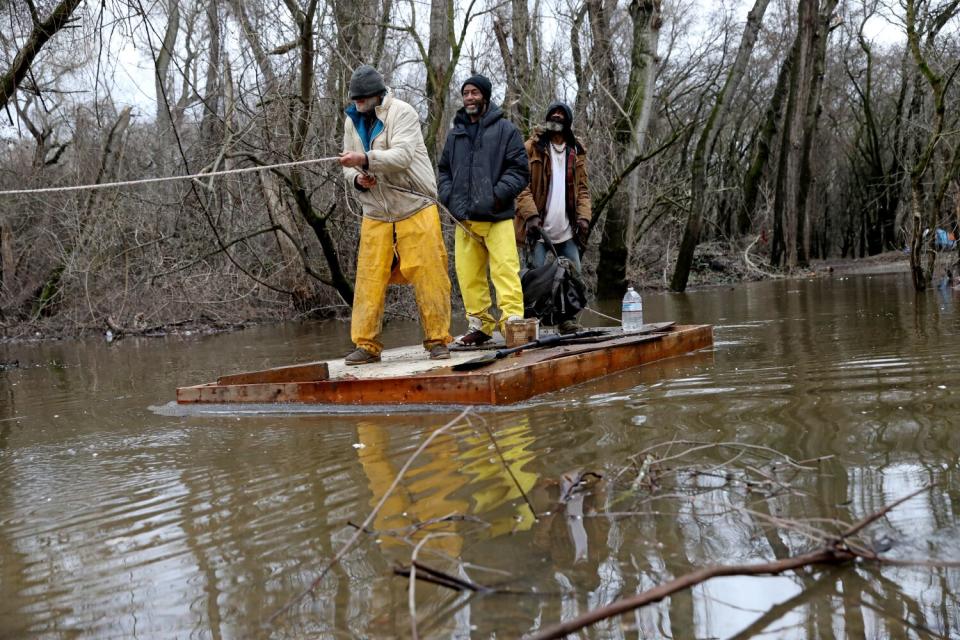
351,205,452,355
356,422,468,556
460,422,538,535
355,418,539,556
455,219,524,336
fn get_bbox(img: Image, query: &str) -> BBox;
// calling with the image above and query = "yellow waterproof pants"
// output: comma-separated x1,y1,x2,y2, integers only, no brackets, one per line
351,205,452,355
455,219,524,336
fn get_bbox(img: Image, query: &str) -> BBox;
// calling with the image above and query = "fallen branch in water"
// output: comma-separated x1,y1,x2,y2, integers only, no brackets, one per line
530,484,937,640
395,560,493,593
394,560,565,599
268,408,472,625
534,548,854,639
349,512,490,538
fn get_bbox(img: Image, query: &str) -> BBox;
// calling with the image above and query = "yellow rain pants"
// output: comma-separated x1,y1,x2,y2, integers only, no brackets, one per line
351,204,452,356
455,219,524,336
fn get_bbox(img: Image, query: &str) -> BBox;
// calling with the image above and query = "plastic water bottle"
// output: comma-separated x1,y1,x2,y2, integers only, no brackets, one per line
621,286,643,333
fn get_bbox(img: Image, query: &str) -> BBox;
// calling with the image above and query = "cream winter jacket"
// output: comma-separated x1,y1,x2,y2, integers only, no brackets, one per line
342,92,438,222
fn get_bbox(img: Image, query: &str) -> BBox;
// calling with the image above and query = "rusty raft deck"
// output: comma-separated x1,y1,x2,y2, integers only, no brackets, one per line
176,324,713,407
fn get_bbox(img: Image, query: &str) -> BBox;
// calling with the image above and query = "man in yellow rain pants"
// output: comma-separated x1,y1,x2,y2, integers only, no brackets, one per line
339,65,452,365
437,75,529,346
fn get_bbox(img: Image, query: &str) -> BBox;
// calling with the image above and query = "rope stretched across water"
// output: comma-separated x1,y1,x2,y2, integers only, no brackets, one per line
0,152,618,323
0,153,484,242
0,156,343,196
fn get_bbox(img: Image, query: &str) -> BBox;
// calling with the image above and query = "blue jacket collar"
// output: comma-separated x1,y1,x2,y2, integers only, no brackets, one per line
345,98,386,152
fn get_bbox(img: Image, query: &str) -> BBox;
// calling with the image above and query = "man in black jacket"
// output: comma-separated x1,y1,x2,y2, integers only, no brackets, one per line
438,75,530,346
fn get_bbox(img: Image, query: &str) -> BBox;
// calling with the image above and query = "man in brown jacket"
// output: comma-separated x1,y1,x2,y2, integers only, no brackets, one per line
515,101,592,333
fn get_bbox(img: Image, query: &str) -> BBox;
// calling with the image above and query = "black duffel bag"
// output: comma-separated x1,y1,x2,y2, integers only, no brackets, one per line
521,234,587,326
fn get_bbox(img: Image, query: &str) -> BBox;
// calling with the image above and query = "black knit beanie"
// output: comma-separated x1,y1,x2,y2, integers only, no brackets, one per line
461,75,493,102
349,65,386,99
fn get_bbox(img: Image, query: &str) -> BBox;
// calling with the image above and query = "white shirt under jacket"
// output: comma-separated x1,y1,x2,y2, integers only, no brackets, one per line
542,143,573,244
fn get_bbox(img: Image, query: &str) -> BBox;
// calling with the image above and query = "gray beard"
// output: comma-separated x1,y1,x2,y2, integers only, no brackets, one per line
465,105,480,115
543,121,565,132
356,97,378,113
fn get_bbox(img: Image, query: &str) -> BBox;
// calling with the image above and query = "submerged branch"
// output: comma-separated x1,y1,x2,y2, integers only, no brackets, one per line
531,484,940,640
532,548,856,639
396,560,494,593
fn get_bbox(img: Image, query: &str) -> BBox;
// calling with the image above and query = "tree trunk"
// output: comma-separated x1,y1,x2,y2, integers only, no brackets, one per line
286,0,353,304
510,0,533,126
595,0,661,299
0,221,14,301
424,0,453,159
226,0,278,94
587,0,620,106
199,0,222,153
372,0,393,67
774,0,815,269
571,6,590,124
740,43,793,237
795,0,837,266
153,0,181,171
904,0,957,290
670,0,771,292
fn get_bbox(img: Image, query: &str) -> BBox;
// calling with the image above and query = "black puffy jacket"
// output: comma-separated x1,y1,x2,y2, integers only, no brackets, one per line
437,103,529,222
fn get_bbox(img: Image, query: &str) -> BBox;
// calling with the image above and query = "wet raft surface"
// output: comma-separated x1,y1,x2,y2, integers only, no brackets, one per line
177,323,713,406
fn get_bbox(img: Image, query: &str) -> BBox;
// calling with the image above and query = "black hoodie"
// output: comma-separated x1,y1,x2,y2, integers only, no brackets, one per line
437,103,529,222
539,101,582,152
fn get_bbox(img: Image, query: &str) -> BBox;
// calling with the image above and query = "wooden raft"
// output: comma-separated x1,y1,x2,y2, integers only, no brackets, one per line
176,324,713,406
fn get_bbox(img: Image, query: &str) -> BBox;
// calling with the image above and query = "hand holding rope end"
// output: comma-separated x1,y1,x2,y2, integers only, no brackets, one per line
355,173,377,190
338,151,368,168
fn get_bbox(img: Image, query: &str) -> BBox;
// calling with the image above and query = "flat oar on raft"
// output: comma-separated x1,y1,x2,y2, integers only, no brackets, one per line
451,330,610,371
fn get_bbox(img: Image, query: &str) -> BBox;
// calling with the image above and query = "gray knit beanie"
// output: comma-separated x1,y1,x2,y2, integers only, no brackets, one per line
349,65,386,99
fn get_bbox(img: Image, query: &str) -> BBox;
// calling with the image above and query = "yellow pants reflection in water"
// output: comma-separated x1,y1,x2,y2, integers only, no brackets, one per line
355,419,539,557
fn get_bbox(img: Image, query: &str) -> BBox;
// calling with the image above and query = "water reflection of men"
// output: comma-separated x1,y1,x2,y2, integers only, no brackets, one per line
353,419,539,556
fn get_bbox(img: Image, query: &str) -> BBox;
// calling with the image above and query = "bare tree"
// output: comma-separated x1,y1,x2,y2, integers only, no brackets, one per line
905,0,960,290
770,0,839,269
670,0,772,292
595,0,663,298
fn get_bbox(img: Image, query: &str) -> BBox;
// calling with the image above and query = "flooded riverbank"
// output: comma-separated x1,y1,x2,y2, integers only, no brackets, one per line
2,271,959,638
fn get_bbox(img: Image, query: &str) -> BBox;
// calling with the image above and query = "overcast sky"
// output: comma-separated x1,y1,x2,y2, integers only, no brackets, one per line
2,0,916,138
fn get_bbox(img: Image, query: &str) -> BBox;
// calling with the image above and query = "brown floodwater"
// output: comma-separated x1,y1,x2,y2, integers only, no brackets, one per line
2,272,959,638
